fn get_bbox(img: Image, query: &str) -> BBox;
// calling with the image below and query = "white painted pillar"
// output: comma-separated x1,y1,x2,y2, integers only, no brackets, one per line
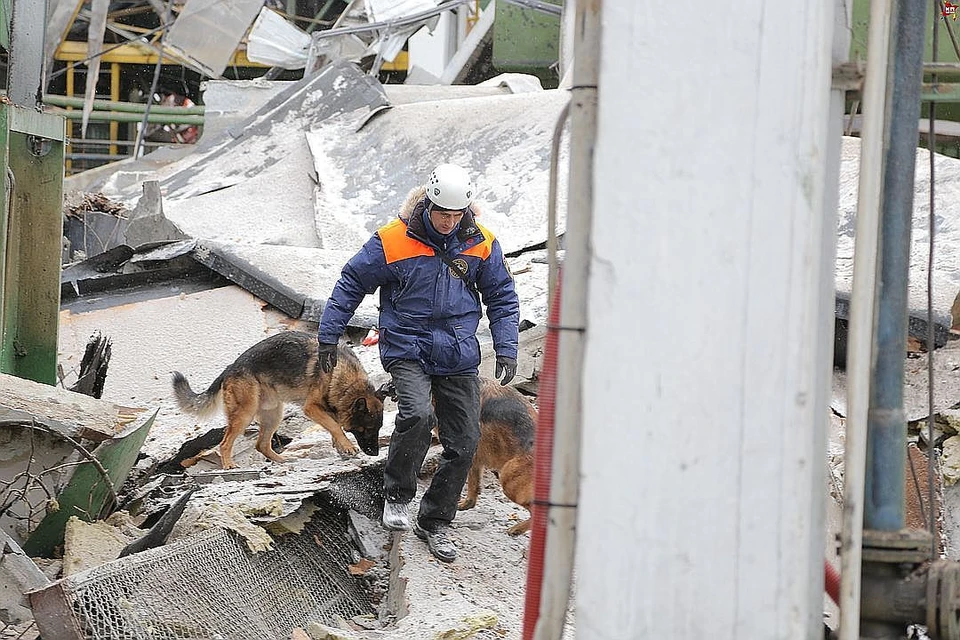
573,1,840,638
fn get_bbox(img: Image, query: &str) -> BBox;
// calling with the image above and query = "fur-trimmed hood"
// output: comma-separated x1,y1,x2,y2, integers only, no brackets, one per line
398,185,483,221
397,185,484,244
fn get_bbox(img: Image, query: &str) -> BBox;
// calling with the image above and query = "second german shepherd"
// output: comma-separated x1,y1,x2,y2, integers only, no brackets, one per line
458,378,535,536
171,331,384,469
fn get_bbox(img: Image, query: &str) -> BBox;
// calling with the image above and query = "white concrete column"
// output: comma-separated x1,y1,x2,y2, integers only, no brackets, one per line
573,0,840,638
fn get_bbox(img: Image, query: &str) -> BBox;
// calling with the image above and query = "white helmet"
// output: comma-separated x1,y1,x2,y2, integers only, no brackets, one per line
424,163,475,210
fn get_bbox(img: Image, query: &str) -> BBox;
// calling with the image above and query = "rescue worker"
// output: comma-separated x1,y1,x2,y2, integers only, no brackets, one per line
316,163,520,562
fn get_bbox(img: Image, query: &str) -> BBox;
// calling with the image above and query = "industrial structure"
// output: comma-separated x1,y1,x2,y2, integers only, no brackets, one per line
3,1,960,639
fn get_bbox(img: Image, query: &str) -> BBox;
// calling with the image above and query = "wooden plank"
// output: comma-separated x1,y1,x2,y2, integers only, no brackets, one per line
0,372,141,441
28,582,84,640
21,411,156,558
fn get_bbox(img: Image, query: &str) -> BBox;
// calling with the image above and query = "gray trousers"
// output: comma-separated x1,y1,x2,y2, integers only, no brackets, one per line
383,360,480,532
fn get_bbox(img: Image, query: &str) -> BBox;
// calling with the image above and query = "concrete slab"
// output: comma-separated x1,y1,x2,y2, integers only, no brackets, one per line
837,137,960,345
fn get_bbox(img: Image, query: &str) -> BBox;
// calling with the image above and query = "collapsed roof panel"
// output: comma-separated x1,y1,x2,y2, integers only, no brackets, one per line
159,61,389,201
192,241,379,323
306,89,570,254
92,62,391,249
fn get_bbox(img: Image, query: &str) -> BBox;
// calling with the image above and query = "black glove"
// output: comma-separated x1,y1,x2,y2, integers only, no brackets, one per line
495,355,517,386
317,342,338,373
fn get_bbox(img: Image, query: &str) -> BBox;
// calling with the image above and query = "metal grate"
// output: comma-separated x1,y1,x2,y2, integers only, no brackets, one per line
49,497,376,640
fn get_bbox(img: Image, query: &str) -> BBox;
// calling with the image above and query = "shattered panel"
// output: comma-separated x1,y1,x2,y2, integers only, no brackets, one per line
246,7,311,69
159,61,389,203
164,0,265,78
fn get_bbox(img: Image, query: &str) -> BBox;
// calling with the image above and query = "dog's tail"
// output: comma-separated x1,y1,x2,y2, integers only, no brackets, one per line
171,371,224,420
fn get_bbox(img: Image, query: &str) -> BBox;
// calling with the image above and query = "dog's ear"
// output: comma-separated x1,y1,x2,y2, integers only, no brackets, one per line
353,397,368,413
375,381,397,401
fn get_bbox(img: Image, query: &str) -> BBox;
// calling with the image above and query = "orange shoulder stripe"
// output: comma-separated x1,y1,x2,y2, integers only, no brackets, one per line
379,218,434,264
461,223,495,260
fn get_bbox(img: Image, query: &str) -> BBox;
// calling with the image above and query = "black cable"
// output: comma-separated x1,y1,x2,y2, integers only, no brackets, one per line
928,0,940,560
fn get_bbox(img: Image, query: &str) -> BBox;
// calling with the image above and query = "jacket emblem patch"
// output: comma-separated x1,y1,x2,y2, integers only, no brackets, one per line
449,258,469,279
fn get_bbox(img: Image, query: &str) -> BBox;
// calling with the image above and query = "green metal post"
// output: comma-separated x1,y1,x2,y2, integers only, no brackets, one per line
0,106,67,385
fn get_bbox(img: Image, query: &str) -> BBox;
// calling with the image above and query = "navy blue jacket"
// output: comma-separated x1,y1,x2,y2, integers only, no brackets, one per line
318,194,519,376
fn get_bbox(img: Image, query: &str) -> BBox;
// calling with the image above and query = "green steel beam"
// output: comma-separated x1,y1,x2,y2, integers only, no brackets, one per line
22,411,157,558
0,0,9,51
0,105,66,385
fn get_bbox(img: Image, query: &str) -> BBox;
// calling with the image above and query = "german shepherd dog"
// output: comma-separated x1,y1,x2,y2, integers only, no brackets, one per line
458,378,536,536
171,331,384,469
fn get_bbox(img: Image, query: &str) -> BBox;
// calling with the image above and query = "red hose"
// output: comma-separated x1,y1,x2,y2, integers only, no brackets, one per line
824,559,840,606
522,272,562,640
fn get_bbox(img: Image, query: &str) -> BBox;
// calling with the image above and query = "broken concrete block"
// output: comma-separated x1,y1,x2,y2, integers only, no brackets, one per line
478,324,545,390
942,410,960,435
942,436,960,486
0,530,50,624
347,510,387,560
304,622,359,639
434,610,499,639
62,516,138,577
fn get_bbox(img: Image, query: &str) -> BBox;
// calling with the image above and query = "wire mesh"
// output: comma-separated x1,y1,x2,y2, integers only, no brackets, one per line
0,620,38,639
54,496,377,640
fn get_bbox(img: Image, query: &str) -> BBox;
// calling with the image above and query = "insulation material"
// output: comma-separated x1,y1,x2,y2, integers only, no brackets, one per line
247,7,312,69
164,0,264,78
